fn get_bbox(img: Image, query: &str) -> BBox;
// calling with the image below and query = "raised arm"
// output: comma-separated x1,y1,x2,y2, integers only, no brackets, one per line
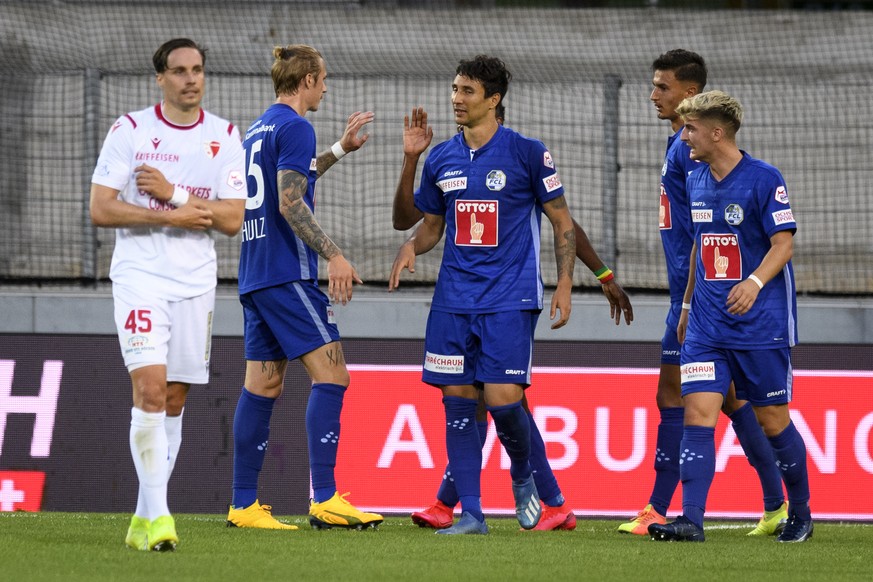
278,168,362,304
572,219,633,325
393,107,433,230
315,111,374,178
542,195,576,329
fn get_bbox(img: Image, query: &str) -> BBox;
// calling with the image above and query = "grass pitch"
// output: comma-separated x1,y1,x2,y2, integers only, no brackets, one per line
1,512,870,581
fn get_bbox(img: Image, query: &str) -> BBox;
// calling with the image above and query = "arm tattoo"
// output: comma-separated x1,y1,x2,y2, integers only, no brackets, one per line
315,151,338,178
555,227,576,281
544,196,575,281
278,170,341,260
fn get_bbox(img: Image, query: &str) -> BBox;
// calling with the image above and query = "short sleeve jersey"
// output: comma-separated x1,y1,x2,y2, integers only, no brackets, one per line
659,127,704,303
238,104,319,294
91,104,246,300
415,125,565,313
685,152,798,349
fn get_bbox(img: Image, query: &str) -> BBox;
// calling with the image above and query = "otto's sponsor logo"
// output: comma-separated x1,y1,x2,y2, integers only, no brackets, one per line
486,170,507,191
438,177,468,193
767,389,787,398
543,173,562,193
724,203,744,226
701,233,741,281
681,361,716,382
692,209,713,223
772,209,795,226
203,140,221,159
424,352,464,374
659,185,671,230
310,158,318,172
227,170,245,191
702,234,739,247
455,200,498,246
775,186,789,204
544,151,554,169
456,201,496,214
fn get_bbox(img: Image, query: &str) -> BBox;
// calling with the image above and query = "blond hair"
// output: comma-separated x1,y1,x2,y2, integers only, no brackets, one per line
271,45,323,97
676,90,743,137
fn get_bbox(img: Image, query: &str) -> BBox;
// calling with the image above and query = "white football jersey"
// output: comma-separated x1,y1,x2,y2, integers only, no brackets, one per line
92,103,246,300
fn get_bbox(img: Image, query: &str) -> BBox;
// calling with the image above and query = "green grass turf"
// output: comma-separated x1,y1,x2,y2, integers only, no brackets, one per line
1,512,871,581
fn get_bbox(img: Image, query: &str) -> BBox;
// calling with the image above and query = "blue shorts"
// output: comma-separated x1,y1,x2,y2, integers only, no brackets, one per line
661,301,683,365
241,281,341,362
680,340,793,406
422,310,539,388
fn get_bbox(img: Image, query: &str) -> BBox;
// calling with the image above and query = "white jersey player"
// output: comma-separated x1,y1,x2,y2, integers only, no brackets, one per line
89,38,245,552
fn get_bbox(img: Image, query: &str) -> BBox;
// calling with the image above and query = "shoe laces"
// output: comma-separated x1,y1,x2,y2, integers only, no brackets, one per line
636,506,659,522
259,504,274,515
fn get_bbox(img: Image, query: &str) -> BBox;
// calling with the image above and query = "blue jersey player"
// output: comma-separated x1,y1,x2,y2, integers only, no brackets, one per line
649,90,812,543
621,50,788,538
226,44,383,531
392,106,632,532
389,55,577,534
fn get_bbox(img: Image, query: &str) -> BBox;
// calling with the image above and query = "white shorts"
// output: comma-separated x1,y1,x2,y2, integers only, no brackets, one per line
112,283,215,384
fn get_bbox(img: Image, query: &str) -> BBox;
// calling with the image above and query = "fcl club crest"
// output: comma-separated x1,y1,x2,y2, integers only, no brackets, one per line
724,203,744,225
485,170,506,191
204,140,221,159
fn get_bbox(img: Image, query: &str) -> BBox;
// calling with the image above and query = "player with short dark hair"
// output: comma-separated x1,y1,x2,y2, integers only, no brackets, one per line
619,49,788,538
392,103,631,531
649,90,812,543
226,44,383,531
90,37,246,551
389,55,582,534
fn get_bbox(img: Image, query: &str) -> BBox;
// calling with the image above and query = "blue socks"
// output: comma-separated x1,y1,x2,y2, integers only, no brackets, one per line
443,396,484,521
679,425,716,529
650,406,683,516
769,420,811,520
528,409,563,506
729,403,785,512
307,383,346,503
488,401,532,482
232,387,276,509
437,419,487,507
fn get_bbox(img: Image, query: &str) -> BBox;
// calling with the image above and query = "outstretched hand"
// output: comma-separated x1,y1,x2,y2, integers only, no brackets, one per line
338,111,375,153
403,107,433,157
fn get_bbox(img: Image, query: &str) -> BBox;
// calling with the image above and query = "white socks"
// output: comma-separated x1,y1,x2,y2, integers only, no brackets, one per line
130,407,170,520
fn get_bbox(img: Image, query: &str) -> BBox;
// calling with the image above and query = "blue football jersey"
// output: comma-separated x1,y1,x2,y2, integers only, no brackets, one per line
238,104,319,294
659,127,703,303
415,125,565,313
685,152,798,349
